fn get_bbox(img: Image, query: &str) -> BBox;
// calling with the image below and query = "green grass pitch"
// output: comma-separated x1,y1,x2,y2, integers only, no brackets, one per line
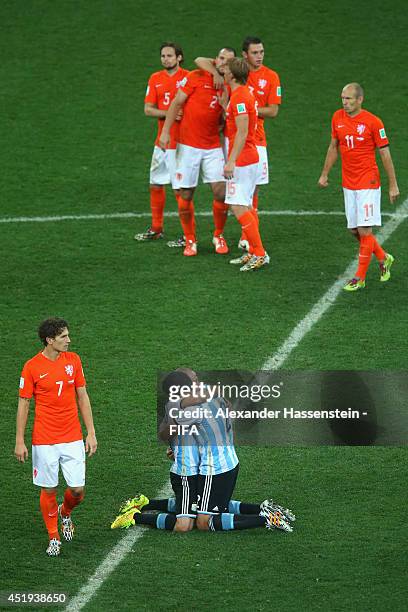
0,1,407,610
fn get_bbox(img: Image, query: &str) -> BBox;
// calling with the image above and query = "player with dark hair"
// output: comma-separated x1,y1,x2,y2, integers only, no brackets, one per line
318,83,399,291
111,369,295,533
135,42,189,242
15,318,97,556
238,36,281,251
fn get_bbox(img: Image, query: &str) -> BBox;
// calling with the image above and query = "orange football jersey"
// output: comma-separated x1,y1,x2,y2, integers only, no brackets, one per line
145,68,189,149
178,70,224,149
331,109,389,190
225,86,259,167
246,65,281,146
19,351,86,445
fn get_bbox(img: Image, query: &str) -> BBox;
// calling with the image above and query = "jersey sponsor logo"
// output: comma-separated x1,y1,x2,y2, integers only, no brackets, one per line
357,124,366,135
212,505,219,511
236,102,247,114
379,128,387,139
176,172,183,181
19,376,24,389
258,78,267,89
276,86,281,97
177,77,187,88
356,137,364,141
155,83,163,88
204,84,212,88
39,373,48,379
68,380,75,384
33,467,38,478
337,124,345,128
65,365,74,376
257,90,265,95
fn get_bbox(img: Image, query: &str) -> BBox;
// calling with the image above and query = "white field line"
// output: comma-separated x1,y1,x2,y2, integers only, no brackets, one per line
1,210,407,224
65,196,408,611
262,196,408,370
65,482,173,612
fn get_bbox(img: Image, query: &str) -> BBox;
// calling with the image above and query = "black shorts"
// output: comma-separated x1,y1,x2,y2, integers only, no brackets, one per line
169,472,198,518
197,464,239,515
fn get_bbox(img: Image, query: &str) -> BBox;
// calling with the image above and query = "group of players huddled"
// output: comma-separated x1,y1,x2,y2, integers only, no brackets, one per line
137,35,400,287
136,36,280,271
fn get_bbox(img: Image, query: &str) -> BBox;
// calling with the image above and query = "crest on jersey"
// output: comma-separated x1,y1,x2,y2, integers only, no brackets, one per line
258,79,267,89
65,365,74,376
177,77,187,88
357,124,366,135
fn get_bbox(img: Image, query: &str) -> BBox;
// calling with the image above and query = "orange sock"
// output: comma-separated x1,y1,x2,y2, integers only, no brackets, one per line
356,234,374,279
40,489,59,540
372,236,386,261
177,196,196,242
150,186,166,232
237,210,265,256
61,488,84,517
213,200,228,237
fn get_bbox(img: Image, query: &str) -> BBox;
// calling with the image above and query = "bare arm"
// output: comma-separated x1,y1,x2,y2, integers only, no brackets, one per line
258,104,279,119
159,90,188,150
194,57,224,89
15,397,30,462
224,114,249,179
379,146,400,203
318,138,339,187
144,102,167,119
76,387,97,457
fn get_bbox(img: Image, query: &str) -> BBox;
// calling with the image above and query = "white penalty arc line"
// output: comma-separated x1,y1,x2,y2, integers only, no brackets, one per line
262,195,408,370
1,210,407,224
65,196,408,611
65,481,173,612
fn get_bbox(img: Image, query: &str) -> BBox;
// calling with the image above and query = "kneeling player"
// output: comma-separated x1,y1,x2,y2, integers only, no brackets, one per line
111,369,294,532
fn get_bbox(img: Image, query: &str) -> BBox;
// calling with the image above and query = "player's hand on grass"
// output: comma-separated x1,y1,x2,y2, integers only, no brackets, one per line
14,441,28,462
318,175,329,188
389,185,400,203
159,131,170,151
85,432,98,457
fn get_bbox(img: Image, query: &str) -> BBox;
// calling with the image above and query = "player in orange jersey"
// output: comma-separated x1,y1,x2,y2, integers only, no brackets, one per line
15,318,97,556
318,83,400,291
239,36,281,250
159,47,236,257
222,58,269,271
135,42,189,244
196,37,281,251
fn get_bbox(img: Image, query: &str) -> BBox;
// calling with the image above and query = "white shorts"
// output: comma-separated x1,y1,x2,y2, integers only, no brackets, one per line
174,144,226,188
224,164,258,207
343,187,381,228
32,440,86,488
149,146,177,186
256,146,269,185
